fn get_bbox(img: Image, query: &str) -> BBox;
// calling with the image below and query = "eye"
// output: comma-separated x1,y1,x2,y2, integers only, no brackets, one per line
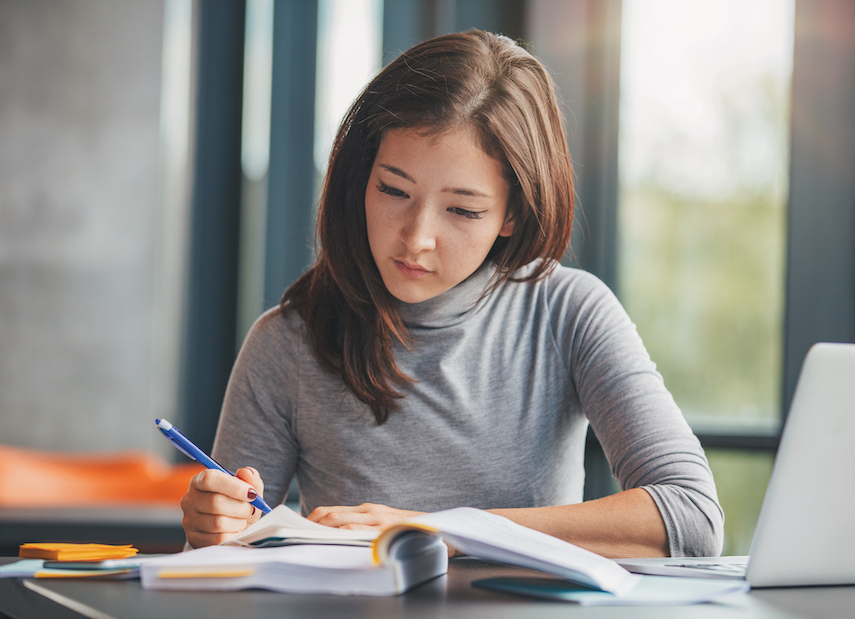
448,207,485,220
377,182,409,199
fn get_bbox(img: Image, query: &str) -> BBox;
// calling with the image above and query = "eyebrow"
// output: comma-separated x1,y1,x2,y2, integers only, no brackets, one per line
378,164,492,199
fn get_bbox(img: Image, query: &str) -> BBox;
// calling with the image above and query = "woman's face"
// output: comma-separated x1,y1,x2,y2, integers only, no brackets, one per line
364,127,515,304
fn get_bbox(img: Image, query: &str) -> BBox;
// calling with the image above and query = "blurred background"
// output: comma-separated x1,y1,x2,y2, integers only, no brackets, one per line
1,0,853,555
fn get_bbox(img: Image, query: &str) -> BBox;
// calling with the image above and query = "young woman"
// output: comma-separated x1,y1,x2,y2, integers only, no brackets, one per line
181,30,723,559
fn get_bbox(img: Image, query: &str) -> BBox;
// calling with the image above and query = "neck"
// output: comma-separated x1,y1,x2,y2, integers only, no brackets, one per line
397,262,497,329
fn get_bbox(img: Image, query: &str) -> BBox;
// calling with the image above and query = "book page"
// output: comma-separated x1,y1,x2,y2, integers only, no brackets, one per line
377,507,639,596
226,505,378,547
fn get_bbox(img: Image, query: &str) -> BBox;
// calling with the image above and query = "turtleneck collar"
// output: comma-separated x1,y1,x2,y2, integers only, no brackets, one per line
398,261,497,329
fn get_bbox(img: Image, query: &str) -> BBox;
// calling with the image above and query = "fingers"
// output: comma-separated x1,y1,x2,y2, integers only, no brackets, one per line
180,468,265,548
191,469,260,506
235,466,265,497
308,504,377,527
234,467,265,527
307,503,424,530
183,513,252,548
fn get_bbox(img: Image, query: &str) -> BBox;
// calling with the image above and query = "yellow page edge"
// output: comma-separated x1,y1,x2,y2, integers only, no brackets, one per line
371,523,440,565
157,568,256,579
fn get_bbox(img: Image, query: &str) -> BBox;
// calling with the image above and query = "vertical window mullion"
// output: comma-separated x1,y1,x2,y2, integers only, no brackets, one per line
264,0,319,309
783,0,855,414
180,1,247,453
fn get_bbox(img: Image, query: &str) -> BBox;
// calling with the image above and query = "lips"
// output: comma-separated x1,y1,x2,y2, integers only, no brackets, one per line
394,259,432,279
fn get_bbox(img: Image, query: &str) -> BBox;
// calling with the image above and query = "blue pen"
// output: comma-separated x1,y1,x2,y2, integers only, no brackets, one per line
155,418,272,514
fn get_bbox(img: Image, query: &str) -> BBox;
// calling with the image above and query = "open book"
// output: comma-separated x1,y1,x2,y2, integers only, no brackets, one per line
223,504,378,547
140,506,639,596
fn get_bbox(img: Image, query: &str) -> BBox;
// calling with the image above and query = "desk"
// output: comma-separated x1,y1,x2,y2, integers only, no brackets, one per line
0,507,186,556
1,557,854,619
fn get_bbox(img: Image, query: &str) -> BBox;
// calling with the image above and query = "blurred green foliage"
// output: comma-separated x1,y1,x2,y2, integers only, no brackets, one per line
616,47,790,551
618,183,785,425
706,449,774,555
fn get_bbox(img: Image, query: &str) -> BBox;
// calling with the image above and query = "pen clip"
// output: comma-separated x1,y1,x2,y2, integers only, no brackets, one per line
161,432,198,461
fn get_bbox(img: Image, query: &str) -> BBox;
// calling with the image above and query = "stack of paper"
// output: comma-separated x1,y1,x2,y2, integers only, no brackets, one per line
0,558,145,579
142,542,447,596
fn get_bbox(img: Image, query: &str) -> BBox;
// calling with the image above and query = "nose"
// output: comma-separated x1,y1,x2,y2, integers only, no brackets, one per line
400,204,437,254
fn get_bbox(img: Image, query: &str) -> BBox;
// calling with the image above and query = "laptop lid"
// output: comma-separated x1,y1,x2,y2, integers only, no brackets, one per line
746,342,855,587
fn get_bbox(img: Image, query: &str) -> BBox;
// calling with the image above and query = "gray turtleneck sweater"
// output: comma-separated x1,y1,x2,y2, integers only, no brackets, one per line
211,261,724,557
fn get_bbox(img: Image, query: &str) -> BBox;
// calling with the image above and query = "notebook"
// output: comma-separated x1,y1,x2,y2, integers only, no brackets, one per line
617,342,855,587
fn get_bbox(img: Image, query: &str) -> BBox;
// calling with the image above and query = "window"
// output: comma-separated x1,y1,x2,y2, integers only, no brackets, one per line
618,0,795,553
314,0,383,180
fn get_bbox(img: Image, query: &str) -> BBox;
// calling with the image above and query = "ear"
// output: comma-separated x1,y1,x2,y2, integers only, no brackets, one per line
498,214,516,237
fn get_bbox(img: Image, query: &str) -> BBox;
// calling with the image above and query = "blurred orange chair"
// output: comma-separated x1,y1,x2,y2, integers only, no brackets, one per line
0,444,204,508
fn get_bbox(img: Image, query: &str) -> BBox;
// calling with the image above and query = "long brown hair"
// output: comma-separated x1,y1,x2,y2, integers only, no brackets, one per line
283,30,574,424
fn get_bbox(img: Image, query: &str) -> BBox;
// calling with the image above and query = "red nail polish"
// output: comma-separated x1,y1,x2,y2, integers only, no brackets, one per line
247,488,258,501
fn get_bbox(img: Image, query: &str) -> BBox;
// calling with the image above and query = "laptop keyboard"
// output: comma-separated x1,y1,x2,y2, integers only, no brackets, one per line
666,561,749,576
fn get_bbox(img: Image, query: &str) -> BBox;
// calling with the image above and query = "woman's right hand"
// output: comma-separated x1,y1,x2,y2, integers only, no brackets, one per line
180,466,265,548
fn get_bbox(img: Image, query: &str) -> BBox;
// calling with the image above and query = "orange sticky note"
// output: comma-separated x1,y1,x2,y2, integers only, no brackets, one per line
19,543,139,561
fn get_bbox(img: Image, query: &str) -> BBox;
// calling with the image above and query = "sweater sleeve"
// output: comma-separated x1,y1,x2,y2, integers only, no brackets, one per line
210,307,301,508
549,269,724,557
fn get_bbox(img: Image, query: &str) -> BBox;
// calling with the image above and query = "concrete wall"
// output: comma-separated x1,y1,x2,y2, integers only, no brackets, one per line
0,1,179,455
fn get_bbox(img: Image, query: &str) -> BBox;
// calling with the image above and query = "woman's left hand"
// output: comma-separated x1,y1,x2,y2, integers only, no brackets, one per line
306,503,424,531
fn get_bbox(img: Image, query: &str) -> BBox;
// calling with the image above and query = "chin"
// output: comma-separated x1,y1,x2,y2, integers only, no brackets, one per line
384,280,444,304
391,289,436,304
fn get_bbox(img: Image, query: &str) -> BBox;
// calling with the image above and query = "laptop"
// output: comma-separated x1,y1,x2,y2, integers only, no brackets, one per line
617,342,855,587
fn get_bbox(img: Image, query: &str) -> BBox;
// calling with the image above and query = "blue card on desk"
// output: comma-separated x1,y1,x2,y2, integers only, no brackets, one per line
0,560,46,578
472,575,748,606
0,557,154,580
